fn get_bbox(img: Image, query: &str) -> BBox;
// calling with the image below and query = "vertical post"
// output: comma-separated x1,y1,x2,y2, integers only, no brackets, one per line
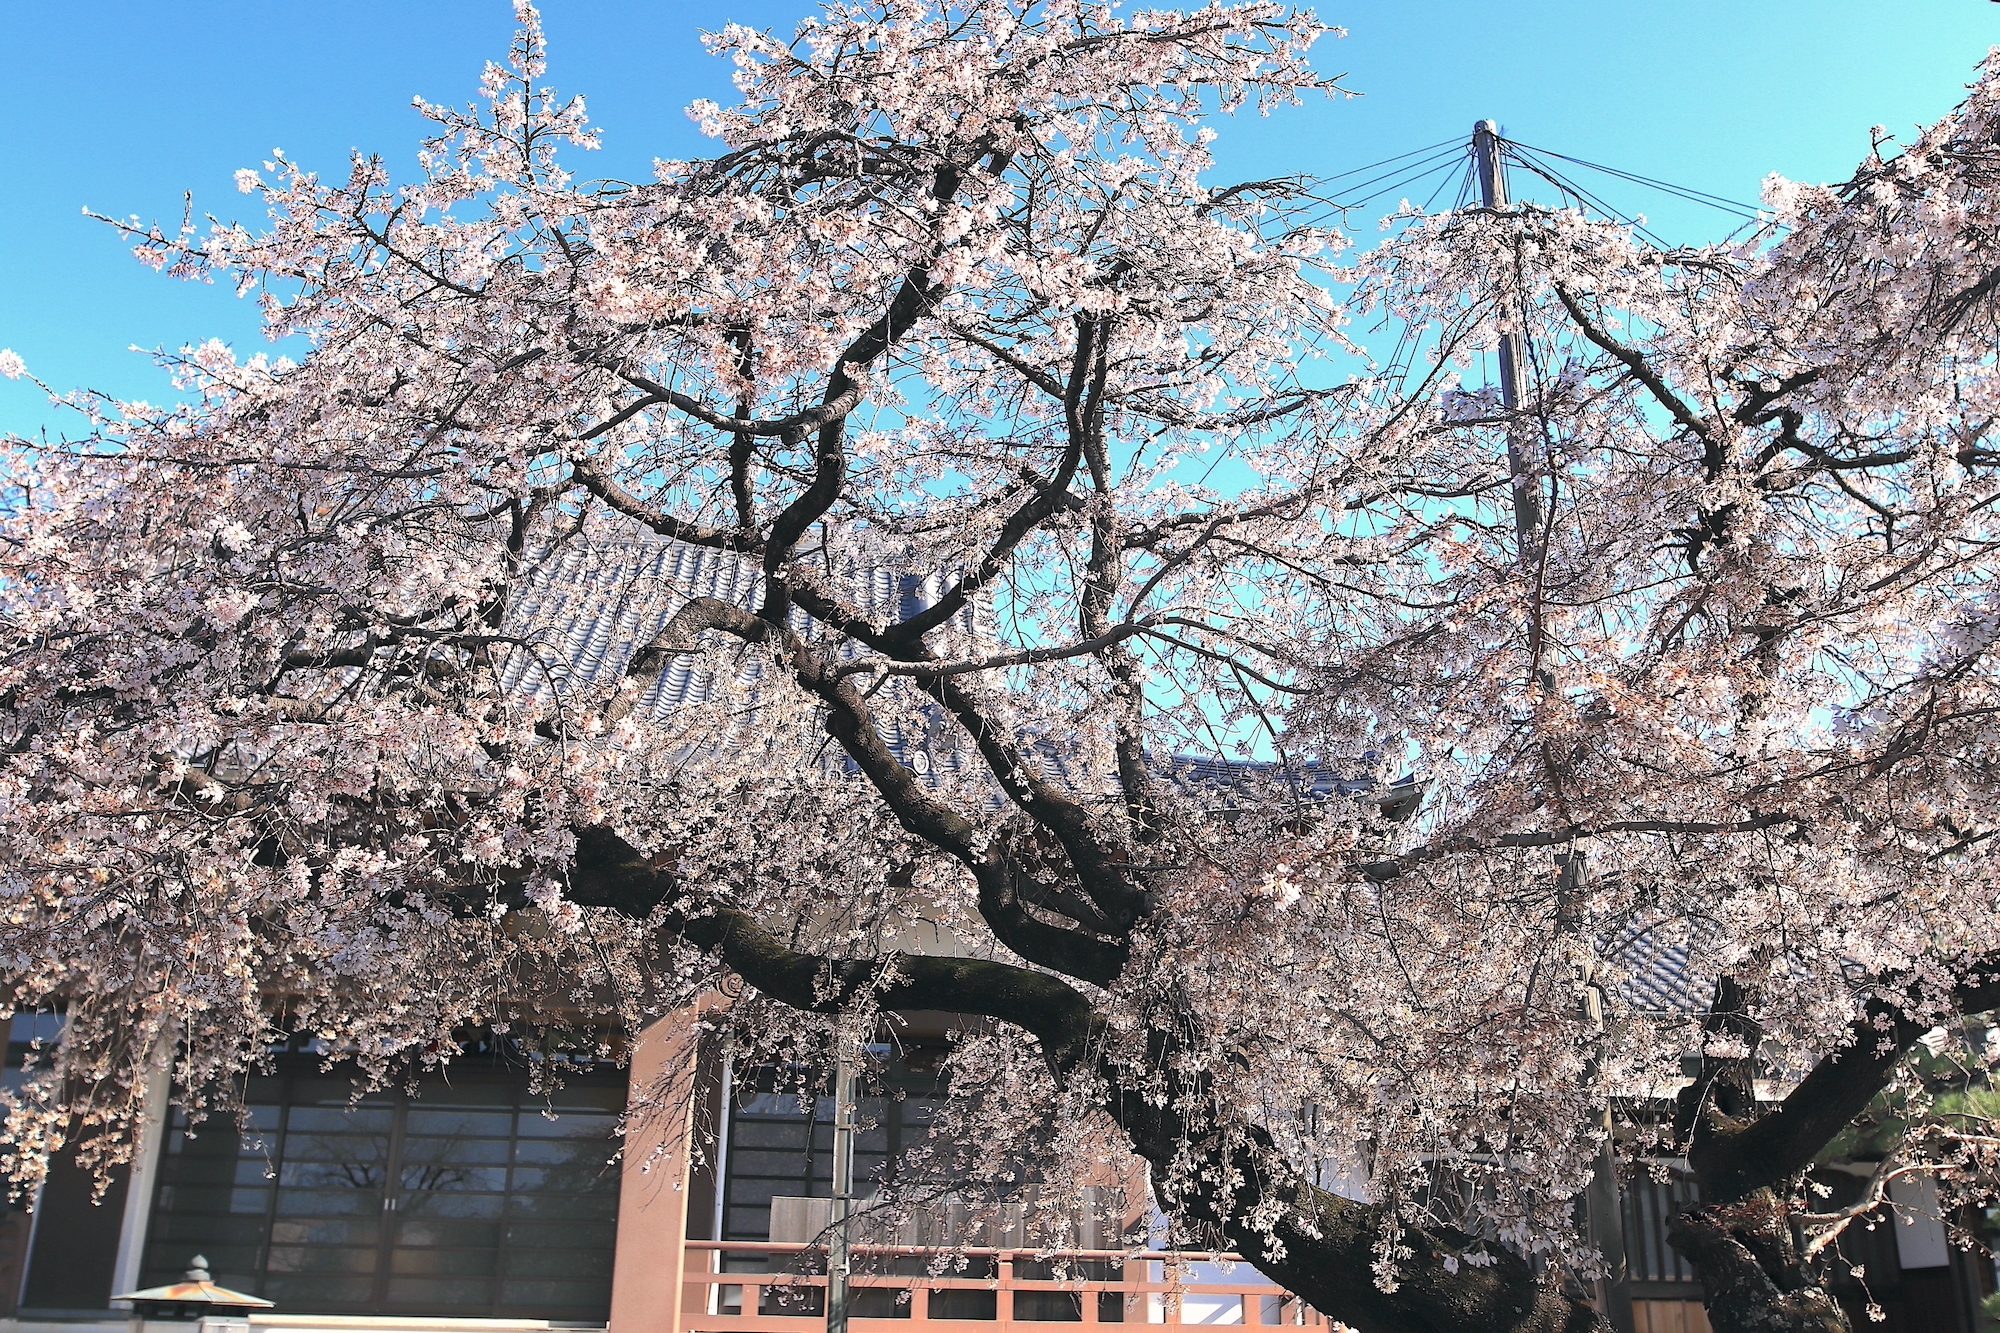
1581,986,1634,1333
607,1008,709,1333
712,1041,735,1243
1471,119,1545,560
1560,853,1634,1333
110,1033,174,1305
707,1040,735,1317
826,1033,857,1333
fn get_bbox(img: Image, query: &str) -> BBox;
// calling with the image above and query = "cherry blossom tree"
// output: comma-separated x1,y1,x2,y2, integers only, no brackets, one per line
6,4,2000,1331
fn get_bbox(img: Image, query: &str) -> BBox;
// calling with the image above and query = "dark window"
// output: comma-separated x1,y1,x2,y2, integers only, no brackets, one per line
18,1154,128,1311
139,1060,625,1320
719,1060,943,1242
12,1013,128,1315
1013,1259,1125,1322
1815,1171,1909,1308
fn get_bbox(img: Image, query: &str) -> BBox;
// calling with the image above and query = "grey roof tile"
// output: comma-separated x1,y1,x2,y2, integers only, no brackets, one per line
1602,925,1711,1015
499,535,993,779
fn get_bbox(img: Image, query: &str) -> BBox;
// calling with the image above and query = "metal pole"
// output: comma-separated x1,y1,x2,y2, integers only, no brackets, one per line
1471,120,1545,560
707,1039,736,1315
826,1034,857,1333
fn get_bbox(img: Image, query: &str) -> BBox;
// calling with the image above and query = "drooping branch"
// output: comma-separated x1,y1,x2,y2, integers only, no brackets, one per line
1551,286,1717,464
591,364,867,441
879,324,1098,651
762,152,1004,615
830,619,1160,680
1359,813,1796,883
570,458,760,552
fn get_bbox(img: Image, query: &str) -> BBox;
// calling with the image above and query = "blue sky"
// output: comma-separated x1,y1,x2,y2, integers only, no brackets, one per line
2,0,1996,438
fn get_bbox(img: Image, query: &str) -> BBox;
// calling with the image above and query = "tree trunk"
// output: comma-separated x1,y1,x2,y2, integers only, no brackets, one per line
1669,1192,1849,1333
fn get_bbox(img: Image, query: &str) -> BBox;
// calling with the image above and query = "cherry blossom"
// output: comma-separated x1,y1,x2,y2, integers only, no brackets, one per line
6,7,2000,1332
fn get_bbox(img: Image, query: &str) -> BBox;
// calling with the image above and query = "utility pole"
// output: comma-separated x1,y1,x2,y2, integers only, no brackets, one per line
1479,123,1626,1332
1471,120,1546,561
825,1034,858,1333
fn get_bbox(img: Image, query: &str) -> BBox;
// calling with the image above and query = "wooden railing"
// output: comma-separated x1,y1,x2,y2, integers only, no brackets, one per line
681,1242,1326,1333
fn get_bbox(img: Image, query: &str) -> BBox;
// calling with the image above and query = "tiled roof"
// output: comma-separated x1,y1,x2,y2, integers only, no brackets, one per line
499,536,983,711
498,534,988,778
1601,925,1711,1015
499,535,1396,802
1166,755,1379,800
1164,756,1424,819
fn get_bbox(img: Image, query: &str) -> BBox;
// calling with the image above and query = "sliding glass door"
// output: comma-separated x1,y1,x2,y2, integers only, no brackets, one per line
140,1060,624,1320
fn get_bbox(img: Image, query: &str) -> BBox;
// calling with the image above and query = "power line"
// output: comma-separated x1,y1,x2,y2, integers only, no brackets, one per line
1304,131,1768,246
1296,130,1784,260
1503,145,1675,250
1317,137,1463,185
1342,155,1472,212
1320,144,1469,209
1500,138,1765,221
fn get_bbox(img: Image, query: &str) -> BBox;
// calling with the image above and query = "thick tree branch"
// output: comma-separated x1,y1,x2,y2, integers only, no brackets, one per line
620,596,1131,984
763,154,992,613
882,324,1100,650
1687,960,2000,1202
568,825,1602,1333
570,825,1105,1070
1552,286,1717,466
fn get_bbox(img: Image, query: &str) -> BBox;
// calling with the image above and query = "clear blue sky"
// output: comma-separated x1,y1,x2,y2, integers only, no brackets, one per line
3,0,1996,437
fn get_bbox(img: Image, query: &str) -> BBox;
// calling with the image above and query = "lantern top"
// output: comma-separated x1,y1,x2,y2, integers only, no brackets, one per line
114,1256,274,1310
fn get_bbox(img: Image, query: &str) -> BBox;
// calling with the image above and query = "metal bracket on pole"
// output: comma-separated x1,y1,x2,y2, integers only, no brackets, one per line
1471,119,1546,561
